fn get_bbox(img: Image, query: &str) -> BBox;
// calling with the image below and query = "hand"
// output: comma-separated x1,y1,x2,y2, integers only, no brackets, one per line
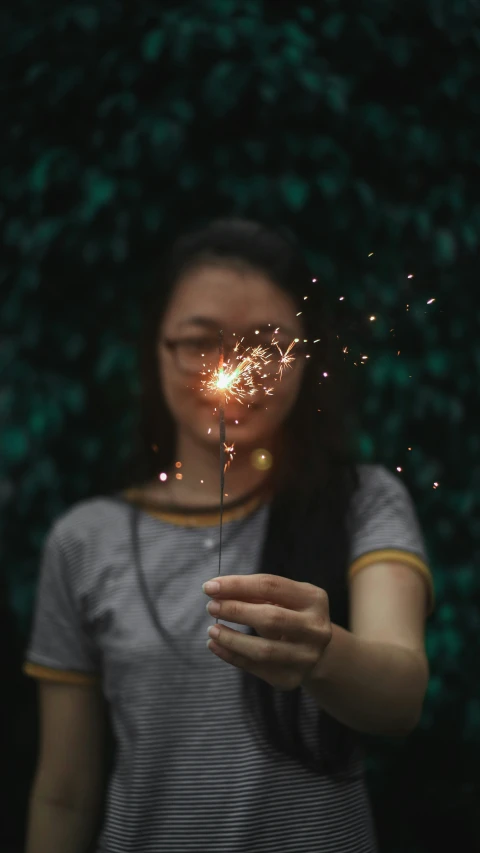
203,574,332,691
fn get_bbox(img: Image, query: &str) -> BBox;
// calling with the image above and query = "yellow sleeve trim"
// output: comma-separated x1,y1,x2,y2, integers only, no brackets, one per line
22,661,101,686
348,549,435,616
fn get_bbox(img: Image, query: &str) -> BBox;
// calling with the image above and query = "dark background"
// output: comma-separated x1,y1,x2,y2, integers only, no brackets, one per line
1,2,479,851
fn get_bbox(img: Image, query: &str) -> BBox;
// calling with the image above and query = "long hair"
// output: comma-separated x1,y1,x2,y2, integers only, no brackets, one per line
120,218,363,775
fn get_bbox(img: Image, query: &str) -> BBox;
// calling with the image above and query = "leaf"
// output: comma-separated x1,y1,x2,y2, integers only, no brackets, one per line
63,385,85,415
29,149,68,193
321,13,346,40
279,174,310,211
354,179,375,208
142,29,165,63
433,229,456,264
297,69,324,94
325,75,349,114
316,173,340,198
214,25,236,50
425,350,449,377
0,429,29,463
71,6,99,30
79,171,116,219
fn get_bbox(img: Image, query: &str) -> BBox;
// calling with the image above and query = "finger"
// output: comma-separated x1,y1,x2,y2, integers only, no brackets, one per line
208,636,302,691
208,635,271,683
209,599,309,641
210,623,305,665
203,573,318,610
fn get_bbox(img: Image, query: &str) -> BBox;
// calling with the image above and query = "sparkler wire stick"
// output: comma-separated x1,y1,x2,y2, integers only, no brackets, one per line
216,330,226,624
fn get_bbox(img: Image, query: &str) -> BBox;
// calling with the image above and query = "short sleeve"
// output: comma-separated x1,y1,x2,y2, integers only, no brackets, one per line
347,465,435,616
22,526,101,686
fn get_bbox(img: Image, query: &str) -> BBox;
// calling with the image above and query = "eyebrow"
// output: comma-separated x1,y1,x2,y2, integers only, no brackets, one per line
178,318,299,337
178,317,219,329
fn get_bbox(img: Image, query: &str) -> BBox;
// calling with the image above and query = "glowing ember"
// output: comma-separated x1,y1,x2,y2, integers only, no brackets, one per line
223,442,235,473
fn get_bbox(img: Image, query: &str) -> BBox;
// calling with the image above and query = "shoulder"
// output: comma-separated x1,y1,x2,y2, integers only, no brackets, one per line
352,463,414,514
348,463,428,561
48,495,129,551
348,463,425,546
355,463,410,495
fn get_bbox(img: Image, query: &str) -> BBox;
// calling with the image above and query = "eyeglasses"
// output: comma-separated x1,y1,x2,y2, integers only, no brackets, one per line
163,335,305,376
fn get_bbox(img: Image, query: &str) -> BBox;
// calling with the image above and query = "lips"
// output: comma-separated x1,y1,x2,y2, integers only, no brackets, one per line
199,404,261,427
199,398,261,413
224,412,250,424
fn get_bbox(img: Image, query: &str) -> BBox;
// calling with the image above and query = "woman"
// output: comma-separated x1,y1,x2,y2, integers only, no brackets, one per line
23,219,434,853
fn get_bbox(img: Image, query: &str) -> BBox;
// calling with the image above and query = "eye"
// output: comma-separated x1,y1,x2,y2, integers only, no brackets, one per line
182,338,218,353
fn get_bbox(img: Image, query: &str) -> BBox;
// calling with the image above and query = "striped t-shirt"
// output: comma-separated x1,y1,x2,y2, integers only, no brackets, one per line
23,464,434,853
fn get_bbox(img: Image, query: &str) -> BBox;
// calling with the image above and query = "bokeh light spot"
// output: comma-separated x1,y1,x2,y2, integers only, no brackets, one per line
251,448,273,471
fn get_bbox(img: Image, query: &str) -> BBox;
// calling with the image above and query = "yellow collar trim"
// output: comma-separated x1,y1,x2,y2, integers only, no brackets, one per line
121,488,267,528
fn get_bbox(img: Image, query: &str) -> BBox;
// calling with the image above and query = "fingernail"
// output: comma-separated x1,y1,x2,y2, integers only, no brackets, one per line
202,581,220,595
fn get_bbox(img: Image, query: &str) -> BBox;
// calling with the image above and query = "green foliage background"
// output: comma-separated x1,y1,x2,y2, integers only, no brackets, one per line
2,2,479,851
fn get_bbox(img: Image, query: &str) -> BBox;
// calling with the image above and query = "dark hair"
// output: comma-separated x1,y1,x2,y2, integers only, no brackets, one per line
121,218,362,775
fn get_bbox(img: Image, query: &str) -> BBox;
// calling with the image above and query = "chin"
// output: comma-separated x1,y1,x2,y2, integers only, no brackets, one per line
194,411,277,451
179,398,286,448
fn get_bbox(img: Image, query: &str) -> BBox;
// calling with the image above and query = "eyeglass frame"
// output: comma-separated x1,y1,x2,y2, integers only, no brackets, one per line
161,336,307,375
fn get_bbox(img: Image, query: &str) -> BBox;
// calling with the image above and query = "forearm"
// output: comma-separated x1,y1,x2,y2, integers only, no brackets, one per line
25,790,103,853
302,623,429,737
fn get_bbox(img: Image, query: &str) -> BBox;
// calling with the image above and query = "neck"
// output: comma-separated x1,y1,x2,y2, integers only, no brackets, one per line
148,430,280,508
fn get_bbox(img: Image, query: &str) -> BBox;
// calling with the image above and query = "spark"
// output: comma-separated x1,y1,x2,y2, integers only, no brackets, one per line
159,472,167,481
203,335,297,404
276,338,297,379
223,442,235,473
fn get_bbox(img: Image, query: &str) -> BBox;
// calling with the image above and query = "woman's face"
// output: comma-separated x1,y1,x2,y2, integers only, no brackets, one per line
158,263,305,452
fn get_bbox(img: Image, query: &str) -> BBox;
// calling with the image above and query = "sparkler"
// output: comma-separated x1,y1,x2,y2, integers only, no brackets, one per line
204,330,298,621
